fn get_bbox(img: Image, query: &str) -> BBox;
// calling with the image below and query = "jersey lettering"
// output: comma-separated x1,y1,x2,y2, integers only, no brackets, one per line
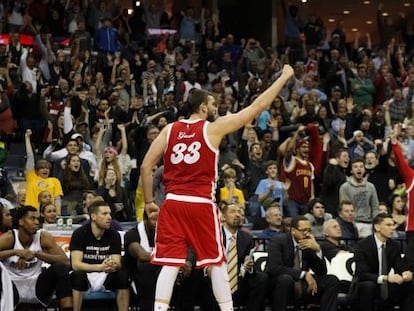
170,141,201,164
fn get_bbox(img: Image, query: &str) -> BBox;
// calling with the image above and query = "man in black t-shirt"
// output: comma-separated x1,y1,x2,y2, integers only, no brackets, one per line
69,200,130,311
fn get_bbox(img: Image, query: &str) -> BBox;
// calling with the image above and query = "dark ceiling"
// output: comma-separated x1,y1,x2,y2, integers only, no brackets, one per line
297,0,414,44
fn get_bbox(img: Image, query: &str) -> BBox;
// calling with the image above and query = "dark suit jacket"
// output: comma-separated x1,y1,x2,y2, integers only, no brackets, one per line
355,235,404,282
404,238,414,272
223,228,255,275
320,239,353,261
266,232,327,281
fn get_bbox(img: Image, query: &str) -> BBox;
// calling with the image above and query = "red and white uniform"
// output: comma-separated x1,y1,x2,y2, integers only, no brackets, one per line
151,119,225,268
392,143,414,232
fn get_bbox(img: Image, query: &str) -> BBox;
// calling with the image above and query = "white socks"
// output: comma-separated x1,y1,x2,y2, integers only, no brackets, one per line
154,265,180,311
154,263,233,311
211,263,234,311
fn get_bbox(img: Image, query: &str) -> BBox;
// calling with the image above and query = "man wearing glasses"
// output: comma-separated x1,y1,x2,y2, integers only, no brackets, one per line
266,215,339,311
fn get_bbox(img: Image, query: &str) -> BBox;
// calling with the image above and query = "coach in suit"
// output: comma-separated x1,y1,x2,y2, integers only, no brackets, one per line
202,203,268,311
266,215,339,311
355,213,414,311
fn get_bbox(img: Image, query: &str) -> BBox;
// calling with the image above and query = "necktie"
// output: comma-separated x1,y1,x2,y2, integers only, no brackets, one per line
381,244,389,300
227,235,238,294
293,246,302,298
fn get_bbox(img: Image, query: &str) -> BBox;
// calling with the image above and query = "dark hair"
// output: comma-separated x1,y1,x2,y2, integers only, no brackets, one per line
308,198,325,213
187,89,212,114
389,194,403,214
66,138,79,146
335,148,349,159
15,206,38,227
264,160,278,170
364,150,377,159
372,213,393,229
291,215,309,230
221,202,239,214
89,200,109,216
40,203,57,224
63,154,90,193
83,190,98,200
338,200,353,214
249,142,261,153
351,158,365,165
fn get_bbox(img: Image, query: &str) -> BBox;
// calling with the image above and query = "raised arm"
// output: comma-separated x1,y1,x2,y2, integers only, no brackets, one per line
63,101,74,134
208,65,294,147
391,124,414,184
25,129,35,173
94,125,105,163
117,123,128,156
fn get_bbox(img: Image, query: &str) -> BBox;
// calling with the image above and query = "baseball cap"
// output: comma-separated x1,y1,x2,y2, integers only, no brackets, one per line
263,197,281,210
71,133,83,140
296,137,309,149
331,85,342,92
101,16,112,22
76,121,88,127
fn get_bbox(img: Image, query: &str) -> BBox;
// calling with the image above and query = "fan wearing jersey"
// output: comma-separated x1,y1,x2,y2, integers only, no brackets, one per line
141,65,294,311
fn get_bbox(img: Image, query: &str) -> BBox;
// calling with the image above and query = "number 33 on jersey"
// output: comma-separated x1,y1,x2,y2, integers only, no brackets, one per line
163,119,218,200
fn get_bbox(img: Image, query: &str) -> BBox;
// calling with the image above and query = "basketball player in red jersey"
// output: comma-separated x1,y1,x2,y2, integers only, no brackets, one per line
141,65,294,311
391,124,414,241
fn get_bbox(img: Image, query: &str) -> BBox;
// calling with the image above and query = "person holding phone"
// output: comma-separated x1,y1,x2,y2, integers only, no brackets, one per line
201,203,268,311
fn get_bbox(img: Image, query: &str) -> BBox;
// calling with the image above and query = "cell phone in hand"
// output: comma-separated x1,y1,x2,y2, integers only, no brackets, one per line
248,248,255,260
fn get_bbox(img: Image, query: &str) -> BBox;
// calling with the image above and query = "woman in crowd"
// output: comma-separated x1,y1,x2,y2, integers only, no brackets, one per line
96,123,132,188
59,154,93,216
97,167,132,222
390,193,406,232
44,112,66,148
40,203,58,226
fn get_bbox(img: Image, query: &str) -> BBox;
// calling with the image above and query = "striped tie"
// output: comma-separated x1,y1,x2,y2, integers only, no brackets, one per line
227,234,238,294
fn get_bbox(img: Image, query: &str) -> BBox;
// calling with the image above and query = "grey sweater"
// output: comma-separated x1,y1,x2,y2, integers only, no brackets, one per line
339,176,379,223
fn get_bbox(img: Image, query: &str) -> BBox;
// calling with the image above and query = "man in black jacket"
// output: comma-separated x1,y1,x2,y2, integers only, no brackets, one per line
355,213,414,311
266,215,339,311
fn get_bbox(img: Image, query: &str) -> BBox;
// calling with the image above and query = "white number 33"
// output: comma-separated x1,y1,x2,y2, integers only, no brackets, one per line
170,142,201,164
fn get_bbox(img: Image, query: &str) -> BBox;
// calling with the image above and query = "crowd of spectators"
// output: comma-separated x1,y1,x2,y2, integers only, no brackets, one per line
2,0,414,310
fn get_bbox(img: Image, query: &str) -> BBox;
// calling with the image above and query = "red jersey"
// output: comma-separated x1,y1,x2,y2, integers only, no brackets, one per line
48,101,65,120
163,119,219,200
392,143,414,232
283,157,314,204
